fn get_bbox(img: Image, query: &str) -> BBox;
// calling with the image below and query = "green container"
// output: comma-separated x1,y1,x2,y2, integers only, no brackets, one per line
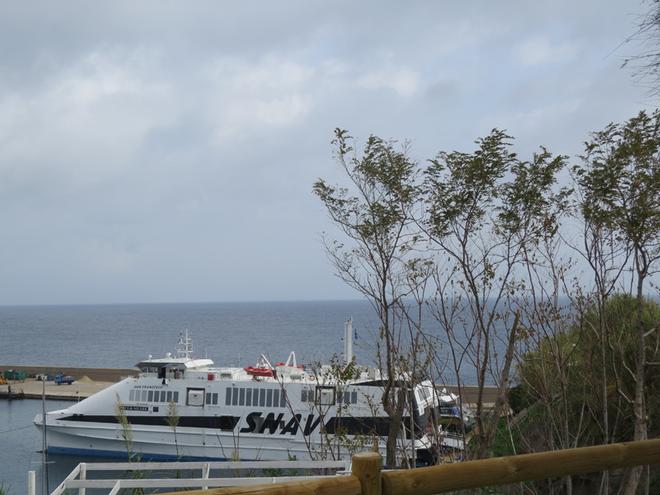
3,370,27,380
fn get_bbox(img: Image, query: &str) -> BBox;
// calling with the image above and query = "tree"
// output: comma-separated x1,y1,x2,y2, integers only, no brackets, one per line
424,130,569,459
313,129,422,466
574,109,660,494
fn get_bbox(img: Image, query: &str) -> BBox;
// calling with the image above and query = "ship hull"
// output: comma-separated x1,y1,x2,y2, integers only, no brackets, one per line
36,420,359,461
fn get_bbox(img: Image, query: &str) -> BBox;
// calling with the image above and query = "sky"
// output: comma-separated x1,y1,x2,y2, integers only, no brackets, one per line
0,1,655,305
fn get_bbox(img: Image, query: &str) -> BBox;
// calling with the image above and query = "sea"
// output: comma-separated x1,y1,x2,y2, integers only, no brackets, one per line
0,300,405,495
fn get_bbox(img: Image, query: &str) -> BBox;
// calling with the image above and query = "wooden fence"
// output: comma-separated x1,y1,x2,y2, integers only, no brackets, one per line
162,438,660,495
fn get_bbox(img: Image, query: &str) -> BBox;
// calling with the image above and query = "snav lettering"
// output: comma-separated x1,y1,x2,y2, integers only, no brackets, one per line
239,412,324,435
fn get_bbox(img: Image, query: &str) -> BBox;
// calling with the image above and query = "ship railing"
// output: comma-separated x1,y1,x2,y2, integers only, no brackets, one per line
40,459,351,495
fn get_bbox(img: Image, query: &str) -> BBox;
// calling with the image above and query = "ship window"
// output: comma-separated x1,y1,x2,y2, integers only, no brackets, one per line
273,389,280,407
148,390,154,402
239,388,245,406
160,391,166,402
351,391,358,404
173,391,179,403
206,392,212,405
266,389,273,407
232,387,239,406
187,388,205,406
167,391,173,402
280,390,287,407
316,386,335,406
129,390,135,401
259,389,265,407
213,393,218,405
141,390,148,402
246,388,252,406
301,389,307,402
225,387,232,406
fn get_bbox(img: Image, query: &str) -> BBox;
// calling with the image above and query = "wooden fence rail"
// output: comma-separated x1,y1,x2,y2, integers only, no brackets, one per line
161,438,660,495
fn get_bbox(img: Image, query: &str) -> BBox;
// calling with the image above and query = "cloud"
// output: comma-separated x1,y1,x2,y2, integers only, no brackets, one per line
356,68,421,98
203,57,315,140
0,0,653,304
515,36,577,66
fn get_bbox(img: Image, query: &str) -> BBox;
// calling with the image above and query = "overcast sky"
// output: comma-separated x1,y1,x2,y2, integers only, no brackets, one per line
0,1,654,305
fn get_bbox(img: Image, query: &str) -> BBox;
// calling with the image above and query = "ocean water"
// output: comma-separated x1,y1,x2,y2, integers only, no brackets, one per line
0,300,384,494
0,399,78,495
0,300,381,369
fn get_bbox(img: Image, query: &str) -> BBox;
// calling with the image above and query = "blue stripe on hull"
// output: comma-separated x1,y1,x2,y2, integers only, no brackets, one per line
47,446,229,461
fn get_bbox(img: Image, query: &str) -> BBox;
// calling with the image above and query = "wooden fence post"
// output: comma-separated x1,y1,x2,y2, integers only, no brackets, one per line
352,452,382,495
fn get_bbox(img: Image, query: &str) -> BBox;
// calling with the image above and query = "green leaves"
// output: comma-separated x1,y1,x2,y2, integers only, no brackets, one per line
425,129,516,237
425,128,568,245
314,128,419,251
498,148,571,240
575,109,660,250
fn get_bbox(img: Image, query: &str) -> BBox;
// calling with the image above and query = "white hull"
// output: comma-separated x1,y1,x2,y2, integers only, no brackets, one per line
38,419,373,461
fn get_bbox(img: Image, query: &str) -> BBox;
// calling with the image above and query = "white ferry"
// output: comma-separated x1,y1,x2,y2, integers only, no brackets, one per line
34,323,465,464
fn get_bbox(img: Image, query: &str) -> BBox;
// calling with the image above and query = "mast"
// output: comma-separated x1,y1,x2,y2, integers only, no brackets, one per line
41,377,49,495
344,318,354,364
176,329,193,360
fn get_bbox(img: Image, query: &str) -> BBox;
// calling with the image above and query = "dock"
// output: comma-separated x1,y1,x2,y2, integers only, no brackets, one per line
0,365,138,401
0,377,114,400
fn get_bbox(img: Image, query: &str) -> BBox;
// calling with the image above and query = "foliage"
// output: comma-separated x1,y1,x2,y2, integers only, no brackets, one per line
166,400,181,461
575,109,660,253
515,294,660,448
114,397,143,495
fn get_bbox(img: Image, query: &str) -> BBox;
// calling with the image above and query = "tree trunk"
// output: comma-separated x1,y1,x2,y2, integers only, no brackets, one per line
621,252,648,495
474,312,519,458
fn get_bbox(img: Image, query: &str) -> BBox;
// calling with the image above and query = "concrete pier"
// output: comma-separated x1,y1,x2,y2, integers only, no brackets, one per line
0,365,138,382
0,365,138,400
0,377,114,400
